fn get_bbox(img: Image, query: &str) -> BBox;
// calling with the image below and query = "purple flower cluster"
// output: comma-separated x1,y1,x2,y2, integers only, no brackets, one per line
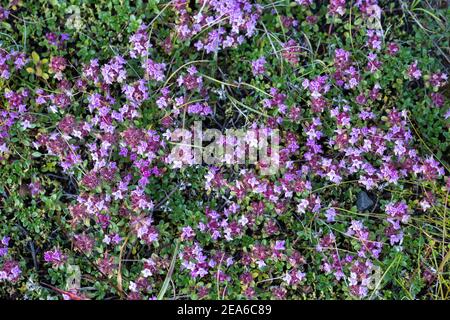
366,29,383,51
295,0,313,6
177,66,203,91
384,201,410,245
302,75,330,113
282,39,301,66
101,56,127,84
333,48,361,89
129,24,151,58
74,234,95,254
429,72,448,89
0,236,10,257
0,5,9,21
0,0,447,300
44,248,67,267
123,80,149,104
0,236,21,283
328,0,346,16
0,260,21,282
173,0,262,53
49,56,67,80
251,57,266,76
1,89,30,157
263,88,288,114
144,58,166,82
82,59,101,83
187,102,212,116
407,60,422,80
131,214,159,245
180,243,211,279
46,32,70,48
0,48,27,79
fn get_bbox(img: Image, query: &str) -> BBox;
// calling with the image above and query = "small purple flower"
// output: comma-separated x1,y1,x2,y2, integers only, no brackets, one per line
11,51,28,69
0,247,7,257
407,61,422,80
49,56,67,80
282,39,301,65
251,57,266,76
29,181,42,196
356,94,367,105
46,33,70,48
387,42,399,55
445,108,450,120
123,80,149,104
0,260,21,282
328,0,346,16
0,236,9,257
181,226,195,240
111,234,122,245
274,240,286,251
431,93,445,107
130,24,151,58
325,208,337,222
1,236,10,247
187,102,212,116
143,59,166,82
101,56,127,84
296,0,313,6
306,15,318,24
44,249,67,267
0,6,10,21
429,72,447,89
366,29,383,51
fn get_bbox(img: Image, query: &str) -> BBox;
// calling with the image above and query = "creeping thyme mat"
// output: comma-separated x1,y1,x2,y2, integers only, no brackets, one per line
0,0,449,300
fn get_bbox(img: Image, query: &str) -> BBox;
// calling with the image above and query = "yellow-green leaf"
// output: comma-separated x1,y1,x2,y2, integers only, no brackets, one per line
31,51,40,64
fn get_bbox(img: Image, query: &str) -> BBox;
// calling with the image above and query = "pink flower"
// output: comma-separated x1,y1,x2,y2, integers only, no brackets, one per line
49,56,67,80
282,39,301,65
387,42,399,55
